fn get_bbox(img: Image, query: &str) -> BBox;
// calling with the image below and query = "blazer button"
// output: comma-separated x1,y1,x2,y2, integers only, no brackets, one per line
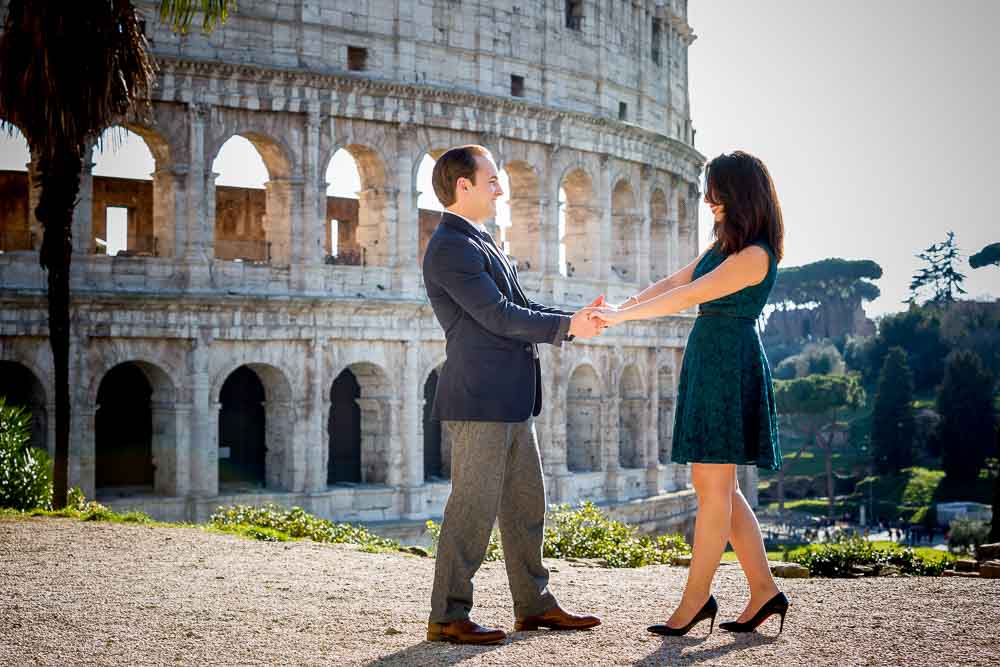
524,345,532,352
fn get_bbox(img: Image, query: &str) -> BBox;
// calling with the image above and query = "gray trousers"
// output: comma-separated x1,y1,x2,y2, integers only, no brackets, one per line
429,419,557,623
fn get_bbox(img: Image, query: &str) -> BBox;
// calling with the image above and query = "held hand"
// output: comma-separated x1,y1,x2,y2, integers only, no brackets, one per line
588,306,625,327
586,294,607,308
569,307,606,339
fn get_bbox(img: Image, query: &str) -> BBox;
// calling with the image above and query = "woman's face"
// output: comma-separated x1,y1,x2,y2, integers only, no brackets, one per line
704,189,725,223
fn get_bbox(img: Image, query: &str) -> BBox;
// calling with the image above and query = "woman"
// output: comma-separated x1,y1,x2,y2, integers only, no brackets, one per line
591,151,788,636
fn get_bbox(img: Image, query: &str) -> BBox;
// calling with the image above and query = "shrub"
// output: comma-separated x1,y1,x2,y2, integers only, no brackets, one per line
425,502,691,569
210,504,399,553
785,536,953,577
947,518,989,554
0,398,53,511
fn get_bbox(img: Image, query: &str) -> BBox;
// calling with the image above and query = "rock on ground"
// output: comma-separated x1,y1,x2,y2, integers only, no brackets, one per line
1,517,998,666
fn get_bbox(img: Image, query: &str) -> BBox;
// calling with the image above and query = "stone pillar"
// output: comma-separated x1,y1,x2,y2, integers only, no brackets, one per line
597,158,612,282
357,187,397,268
263,176,300,266
603,397,624,502
26,155,43,251
385,398,403,487
507,195,543,273
305,340,326,492
183,103,211,269
401,342,426,518
189,332,215,497
73,406,96,500
646,350,661,495
638,168,652,287
672,346,691,489
71,147,95,255
394,126,420,294
301,110,324,277
264,399,298,491
150,167,181,258
171,403,193,497
563,204,603,280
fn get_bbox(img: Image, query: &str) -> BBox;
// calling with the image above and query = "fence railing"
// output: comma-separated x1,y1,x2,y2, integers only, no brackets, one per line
324,247,365,266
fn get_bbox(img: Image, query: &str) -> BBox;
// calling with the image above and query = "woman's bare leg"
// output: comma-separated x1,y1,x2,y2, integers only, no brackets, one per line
666,463,735,628
728,473,780,622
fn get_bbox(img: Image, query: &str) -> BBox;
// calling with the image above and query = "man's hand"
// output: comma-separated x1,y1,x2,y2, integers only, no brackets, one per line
588,306,626,328
569,308,605,339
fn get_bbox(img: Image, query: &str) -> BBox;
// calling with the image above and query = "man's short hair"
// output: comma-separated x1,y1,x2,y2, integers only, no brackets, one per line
432,145,493,207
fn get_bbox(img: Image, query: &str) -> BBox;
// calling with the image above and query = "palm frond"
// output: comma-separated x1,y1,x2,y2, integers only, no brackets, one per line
159,0,236,34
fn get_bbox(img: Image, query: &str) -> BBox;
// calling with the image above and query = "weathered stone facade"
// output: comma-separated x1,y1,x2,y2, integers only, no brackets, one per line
0,0,754,536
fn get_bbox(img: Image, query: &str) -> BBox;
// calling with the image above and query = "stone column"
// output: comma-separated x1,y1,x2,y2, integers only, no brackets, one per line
563,204,603,280
672,346,691,489
183,103,211,287
394,126,420,295
264,399,298,491
385,398,403,487
171,402,193,497
263,176,300,266
305,339,326,492
401,342,426,518
150,167,182,258
597,157,612,282
507,195,543,273
357,187,397,268
638,167,652,286
26,155,43,251
189,332,216,497
646,349,661,495
603,397,624,502
73,406,96,499
301,110,324,284
71,146,95,255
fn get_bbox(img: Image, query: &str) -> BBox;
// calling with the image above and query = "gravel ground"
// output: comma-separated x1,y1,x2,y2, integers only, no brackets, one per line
1,516,998,666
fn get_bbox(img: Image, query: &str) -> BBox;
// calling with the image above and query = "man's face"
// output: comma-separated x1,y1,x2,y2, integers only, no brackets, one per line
460,155,504,221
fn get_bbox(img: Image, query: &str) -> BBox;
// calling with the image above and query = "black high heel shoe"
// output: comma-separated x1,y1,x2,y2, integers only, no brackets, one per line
718,592,789,634
647,595,718,636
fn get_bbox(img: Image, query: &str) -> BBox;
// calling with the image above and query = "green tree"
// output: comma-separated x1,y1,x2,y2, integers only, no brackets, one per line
936,350,996,482
908,231,967,305
865,307,948,392
0,0,234,507
775,374,866,517
870,347,915,474
969,242,1000,269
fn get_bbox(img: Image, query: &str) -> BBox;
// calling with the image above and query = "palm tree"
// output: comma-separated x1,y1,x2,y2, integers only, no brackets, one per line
0,0,234,508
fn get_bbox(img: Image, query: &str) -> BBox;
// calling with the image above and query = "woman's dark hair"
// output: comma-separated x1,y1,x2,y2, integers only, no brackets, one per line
704,151,784,262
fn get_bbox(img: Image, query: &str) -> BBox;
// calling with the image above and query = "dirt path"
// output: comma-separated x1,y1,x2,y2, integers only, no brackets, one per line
1,517,997,666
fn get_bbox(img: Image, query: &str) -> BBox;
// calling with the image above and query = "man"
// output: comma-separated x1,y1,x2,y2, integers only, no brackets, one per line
422,145,604,645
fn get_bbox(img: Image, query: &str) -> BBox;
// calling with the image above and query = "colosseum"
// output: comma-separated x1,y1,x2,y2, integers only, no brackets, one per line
0,0,755,538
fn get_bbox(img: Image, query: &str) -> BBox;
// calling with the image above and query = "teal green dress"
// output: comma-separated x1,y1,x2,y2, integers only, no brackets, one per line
671,240,782,470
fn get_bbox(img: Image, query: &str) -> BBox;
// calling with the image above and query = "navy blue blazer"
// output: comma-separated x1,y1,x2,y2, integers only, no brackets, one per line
423,212,573,422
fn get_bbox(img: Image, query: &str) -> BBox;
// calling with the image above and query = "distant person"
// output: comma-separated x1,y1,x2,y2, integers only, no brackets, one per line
592,151,790,636
421,145,603,645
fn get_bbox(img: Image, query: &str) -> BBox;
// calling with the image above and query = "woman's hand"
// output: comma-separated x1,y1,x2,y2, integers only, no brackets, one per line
589,306,627,327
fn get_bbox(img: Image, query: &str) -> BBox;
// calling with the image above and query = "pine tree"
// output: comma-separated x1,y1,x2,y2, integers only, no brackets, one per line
871,347,915,474
937,350,996,482
908,231,968,305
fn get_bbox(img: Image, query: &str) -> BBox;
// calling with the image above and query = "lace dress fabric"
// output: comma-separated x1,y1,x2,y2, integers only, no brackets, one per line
671,241,782,470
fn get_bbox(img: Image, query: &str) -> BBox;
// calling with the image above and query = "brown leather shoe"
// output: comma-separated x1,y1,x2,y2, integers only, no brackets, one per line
514,604,602,632
426,619,507,645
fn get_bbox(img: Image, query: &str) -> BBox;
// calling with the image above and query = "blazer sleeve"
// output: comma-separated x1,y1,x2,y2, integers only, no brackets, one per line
427,237,570,344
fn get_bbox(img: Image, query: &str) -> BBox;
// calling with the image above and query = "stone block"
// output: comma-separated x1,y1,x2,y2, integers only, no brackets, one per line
975,543,1000,562
771,563,810,579
979,560,1000,579
955,558,979,573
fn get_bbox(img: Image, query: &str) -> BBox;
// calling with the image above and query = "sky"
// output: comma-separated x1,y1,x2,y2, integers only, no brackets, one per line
687,0,999,315
1,1,996,315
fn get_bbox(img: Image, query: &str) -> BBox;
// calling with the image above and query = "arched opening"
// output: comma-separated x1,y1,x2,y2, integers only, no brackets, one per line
328,368,361,484
0,361,47,452
0,125,33,252
324,144,389,267
566,365,603,472
560,168,599,279
417,152,445,265
423,368,448,481
329,362,392,485
618,365,645,468
212,133,293,264
95,362,154,491
92,126,165,256
650,188,671,281
658,365,675,465
218,366,267,488
610,179,639,282
500,161,542,272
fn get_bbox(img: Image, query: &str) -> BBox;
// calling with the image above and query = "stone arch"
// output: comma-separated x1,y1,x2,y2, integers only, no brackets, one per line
0,121,34,252
618,364,645,468
499,159,542,272
0,360,47,452
328,361,393,485
610,179,639,282
650,187,672,281
217,362,295,491
91,125,174,257
566,363,604,473
95,360,177,495
559,166,600,279
658,364,676,465
211,130,296,265
323,142,391,267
